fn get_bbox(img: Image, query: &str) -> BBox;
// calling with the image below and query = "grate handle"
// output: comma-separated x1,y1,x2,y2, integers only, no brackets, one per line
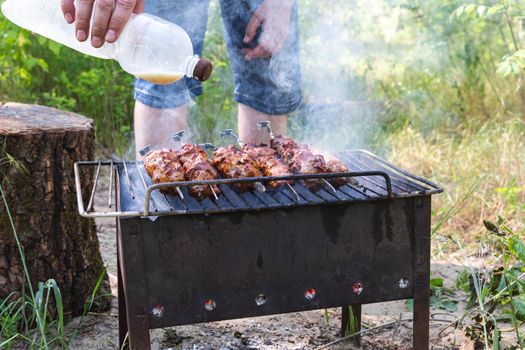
143,171,394,216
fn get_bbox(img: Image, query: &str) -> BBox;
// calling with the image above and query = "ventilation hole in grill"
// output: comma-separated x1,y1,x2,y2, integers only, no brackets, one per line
255,294,267,306
151,304,165,318
204,298,216,311
399,278,409,289
304,288,317,300
352,282,364,296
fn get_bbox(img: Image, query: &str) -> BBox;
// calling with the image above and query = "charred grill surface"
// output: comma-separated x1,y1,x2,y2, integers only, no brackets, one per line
144,149,184,195
242,143,294,189
179,144,221,199
212,145,262,191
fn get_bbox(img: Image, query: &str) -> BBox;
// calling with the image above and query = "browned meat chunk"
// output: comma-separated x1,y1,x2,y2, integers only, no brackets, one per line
179,144,221,199
143,149,185,195
212,145,262,191
242,143,294,189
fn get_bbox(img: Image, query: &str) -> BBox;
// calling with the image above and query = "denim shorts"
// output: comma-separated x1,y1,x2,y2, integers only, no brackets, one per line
134,0,302,115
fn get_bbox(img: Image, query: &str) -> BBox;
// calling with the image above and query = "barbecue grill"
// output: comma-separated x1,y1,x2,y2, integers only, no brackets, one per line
74,149,442,350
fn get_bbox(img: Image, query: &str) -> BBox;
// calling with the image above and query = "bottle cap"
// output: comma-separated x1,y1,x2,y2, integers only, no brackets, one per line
193,58,213,81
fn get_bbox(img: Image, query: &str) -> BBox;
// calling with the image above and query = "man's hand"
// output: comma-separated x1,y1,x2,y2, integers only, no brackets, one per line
241,0,293,60
61,0,145,48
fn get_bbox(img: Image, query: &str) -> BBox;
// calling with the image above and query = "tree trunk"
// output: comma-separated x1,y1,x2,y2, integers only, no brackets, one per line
0,102,110,317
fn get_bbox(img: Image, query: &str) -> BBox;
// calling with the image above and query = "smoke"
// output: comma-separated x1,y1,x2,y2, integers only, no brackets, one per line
136,0,448,154
283,0,392,152
267,0,447,152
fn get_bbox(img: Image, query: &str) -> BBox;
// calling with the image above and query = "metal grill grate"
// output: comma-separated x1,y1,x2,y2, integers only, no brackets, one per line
74,149,442,218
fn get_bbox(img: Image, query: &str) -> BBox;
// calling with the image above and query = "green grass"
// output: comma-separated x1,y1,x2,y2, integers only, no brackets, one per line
0,153,108,349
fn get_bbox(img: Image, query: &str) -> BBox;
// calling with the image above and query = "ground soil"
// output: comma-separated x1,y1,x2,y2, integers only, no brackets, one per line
68,171,476,350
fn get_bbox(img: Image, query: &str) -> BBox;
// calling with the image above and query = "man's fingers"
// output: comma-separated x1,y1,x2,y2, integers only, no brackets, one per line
133,0,145,14
91,0,116,48
244,45,271,60
244,11,264,44
60,0,76,24
75,0,95,42
105,0,137,43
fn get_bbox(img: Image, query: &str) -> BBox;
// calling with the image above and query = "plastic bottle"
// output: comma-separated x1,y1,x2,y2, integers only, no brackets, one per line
1,0,213,84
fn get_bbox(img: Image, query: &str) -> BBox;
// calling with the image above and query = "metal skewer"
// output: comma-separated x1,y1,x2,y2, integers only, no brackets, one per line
220,129,267,193
87,161,102,212
256,121,301,202
199,143,222,201
172,130,185,148
140,145,184,200
321,178,338,196
220,129,243,147
122,160,135,199
257,120,338,198
173,132,219,201
209,186,219,200
256,121,274,140
107,160,113,208
284,183,301,202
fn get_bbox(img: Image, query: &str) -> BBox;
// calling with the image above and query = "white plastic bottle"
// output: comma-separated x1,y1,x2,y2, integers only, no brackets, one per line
1,0,213,84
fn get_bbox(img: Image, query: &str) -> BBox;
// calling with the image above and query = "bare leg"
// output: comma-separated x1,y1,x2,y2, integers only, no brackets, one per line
134,101,188,159
238,104,287,144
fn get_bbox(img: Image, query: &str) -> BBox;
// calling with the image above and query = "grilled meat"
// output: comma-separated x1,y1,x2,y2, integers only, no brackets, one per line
179,144,221,199
325,160,353,186
271,135,327,190
143,149,185,195
310,147,358,186
242,143,293,189
212,145,262,191
272,135,356,188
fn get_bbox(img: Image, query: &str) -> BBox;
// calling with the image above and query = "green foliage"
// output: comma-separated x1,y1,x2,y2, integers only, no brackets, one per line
0,181,108,349
1,0,524,153
406,275,458,312
0,14,135,154
456,218,525,349
189,1,236,144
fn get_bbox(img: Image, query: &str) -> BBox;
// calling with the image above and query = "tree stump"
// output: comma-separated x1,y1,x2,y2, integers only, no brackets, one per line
0,102,111,317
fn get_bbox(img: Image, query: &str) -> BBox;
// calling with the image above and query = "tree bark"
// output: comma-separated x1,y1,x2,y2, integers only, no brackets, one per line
0,102,110,317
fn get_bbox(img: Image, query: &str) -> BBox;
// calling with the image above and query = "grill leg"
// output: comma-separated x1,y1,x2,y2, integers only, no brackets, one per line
341,304,362,346
126,314,151,350
413,197,431,350
118,222,152,350
118,253,128,349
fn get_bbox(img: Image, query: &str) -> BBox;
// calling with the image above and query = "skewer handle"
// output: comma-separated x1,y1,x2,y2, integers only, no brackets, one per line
256,121,274,140
139,145,152,157
172,130,185,143
220,129,243,146
199,143,216,151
